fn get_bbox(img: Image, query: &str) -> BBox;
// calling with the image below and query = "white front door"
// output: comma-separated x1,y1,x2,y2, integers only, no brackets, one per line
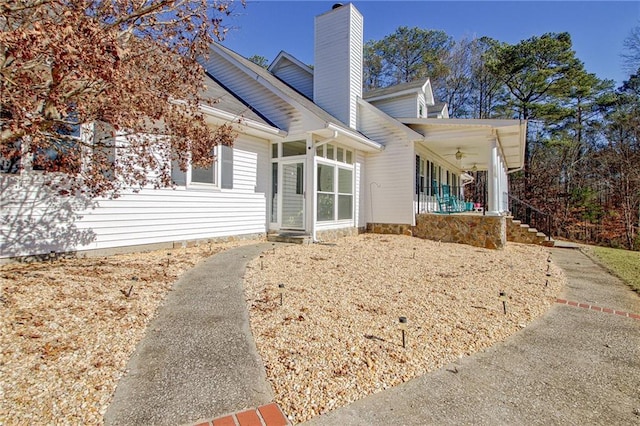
281,161,305,230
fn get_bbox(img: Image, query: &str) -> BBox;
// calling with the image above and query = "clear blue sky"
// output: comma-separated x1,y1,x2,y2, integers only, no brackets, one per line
220,1,640,86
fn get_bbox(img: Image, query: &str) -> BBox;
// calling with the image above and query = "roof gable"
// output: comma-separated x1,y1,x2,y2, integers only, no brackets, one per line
200,73,277,127
204,43,382,151
267,51,314,100
364,79,434,105
268,51,314,76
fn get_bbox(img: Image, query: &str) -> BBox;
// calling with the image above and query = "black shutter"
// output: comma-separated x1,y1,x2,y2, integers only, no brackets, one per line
415,155,420,194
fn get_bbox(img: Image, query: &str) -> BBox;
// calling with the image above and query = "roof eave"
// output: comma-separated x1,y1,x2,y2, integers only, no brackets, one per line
325,122,384,152
200,104,287,139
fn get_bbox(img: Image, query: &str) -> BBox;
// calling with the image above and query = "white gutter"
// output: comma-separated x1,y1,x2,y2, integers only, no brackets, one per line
314,130,339,147
492,128,509,168
325,122,384,151
507,119,527,174
199,104,287,138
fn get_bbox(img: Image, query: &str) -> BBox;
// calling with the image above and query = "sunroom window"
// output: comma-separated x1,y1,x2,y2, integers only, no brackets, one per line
317,163,335,221
317,162,353,222
338,168,353,220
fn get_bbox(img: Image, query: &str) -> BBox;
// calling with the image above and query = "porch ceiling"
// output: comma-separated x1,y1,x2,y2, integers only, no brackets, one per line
401,118,526,172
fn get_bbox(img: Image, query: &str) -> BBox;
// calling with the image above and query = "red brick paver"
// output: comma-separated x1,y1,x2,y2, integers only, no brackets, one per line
236,409,262,426
258,404,289,426
556,298,639,320
212,415,235,426
196,404,291,426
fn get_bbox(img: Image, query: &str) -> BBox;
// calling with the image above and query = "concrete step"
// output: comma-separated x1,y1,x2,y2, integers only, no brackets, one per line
267,232,312,245
541,238,555,247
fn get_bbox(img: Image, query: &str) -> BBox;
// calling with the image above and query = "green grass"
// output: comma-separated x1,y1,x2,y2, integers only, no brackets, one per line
587,246,640,293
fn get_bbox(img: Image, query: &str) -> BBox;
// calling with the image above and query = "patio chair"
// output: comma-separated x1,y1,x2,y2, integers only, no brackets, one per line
438,184,457,213
433,181,450,214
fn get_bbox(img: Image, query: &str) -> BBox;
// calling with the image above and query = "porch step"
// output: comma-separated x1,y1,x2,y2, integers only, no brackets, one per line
507,217,554,247
267,232,312,245
541,238,556,247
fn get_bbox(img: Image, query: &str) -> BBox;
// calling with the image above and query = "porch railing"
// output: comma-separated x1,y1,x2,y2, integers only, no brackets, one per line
415,185,485,215
506,193,553,241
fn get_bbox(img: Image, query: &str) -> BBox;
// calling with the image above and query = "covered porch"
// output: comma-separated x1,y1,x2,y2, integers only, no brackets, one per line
404,118,527,216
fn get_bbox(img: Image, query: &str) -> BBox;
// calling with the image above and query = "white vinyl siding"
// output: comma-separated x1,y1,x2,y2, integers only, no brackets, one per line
368,94,420,119
201,50,311,136
314,4,363,129
271,59,313,99
358,106,414,225
0,135,271,259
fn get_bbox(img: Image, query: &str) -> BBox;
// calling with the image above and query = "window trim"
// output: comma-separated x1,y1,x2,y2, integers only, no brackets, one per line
187,144,233,190
1,122,90,175
316,157,354,223
188,146,220,188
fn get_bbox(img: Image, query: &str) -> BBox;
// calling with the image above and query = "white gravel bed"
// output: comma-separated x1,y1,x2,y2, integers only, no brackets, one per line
244,234,565,424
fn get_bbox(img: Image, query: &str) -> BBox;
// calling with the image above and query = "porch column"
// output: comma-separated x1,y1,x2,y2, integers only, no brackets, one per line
500,160,509,213
487,139,500,214
496,156,505,213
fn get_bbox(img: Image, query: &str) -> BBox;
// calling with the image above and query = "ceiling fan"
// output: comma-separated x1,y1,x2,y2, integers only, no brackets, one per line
444,148,470,161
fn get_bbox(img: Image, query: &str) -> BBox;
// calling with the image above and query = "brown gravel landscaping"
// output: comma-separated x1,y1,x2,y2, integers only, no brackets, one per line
0,240,251,425
244,234,565,424
1,234,565,425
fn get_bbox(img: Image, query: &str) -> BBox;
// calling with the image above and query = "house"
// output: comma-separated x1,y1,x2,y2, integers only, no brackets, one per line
0,3,526,261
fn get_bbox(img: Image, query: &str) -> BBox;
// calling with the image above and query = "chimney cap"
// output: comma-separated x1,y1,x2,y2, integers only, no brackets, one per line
332,3,343,9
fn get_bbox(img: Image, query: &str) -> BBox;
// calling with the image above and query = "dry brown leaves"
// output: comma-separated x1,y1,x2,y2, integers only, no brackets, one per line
244,235,565,424
0,240,251,425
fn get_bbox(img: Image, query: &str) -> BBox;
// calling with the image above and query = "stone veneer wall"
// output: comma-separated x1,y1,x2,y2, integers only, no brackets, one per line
366,223,413,236
316,227,363,242
413,214,506,249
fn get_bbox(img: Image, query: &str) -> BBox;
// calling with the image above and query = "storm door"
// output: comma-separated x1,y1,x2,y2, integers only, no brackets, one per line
280,161,305,229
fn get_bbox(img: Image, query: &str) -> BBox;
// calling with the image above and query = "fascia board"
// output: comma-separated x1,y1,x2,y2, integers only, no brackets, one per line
210,45,313,118
200,104,287,139
325,122,384,152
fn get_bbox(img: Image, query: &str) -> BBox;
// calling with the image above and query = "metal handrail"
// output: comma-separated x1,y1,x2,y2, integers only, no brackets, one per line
506,193,553,241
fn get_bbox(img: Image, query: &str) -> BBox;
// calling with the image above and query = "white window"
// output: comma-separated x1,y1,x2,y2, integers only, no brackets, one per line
189,145,233,189
337,167,353,220
317,163,353,222
315,142,354,222
1,121,83,174
317,162,335,221
315,144,353,165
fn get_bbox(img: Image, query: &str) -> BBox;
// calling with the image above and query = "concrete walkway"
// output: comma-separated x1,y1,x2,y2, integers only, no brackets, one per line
303,246,640,425
104,243,276,426
104,242,640,425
